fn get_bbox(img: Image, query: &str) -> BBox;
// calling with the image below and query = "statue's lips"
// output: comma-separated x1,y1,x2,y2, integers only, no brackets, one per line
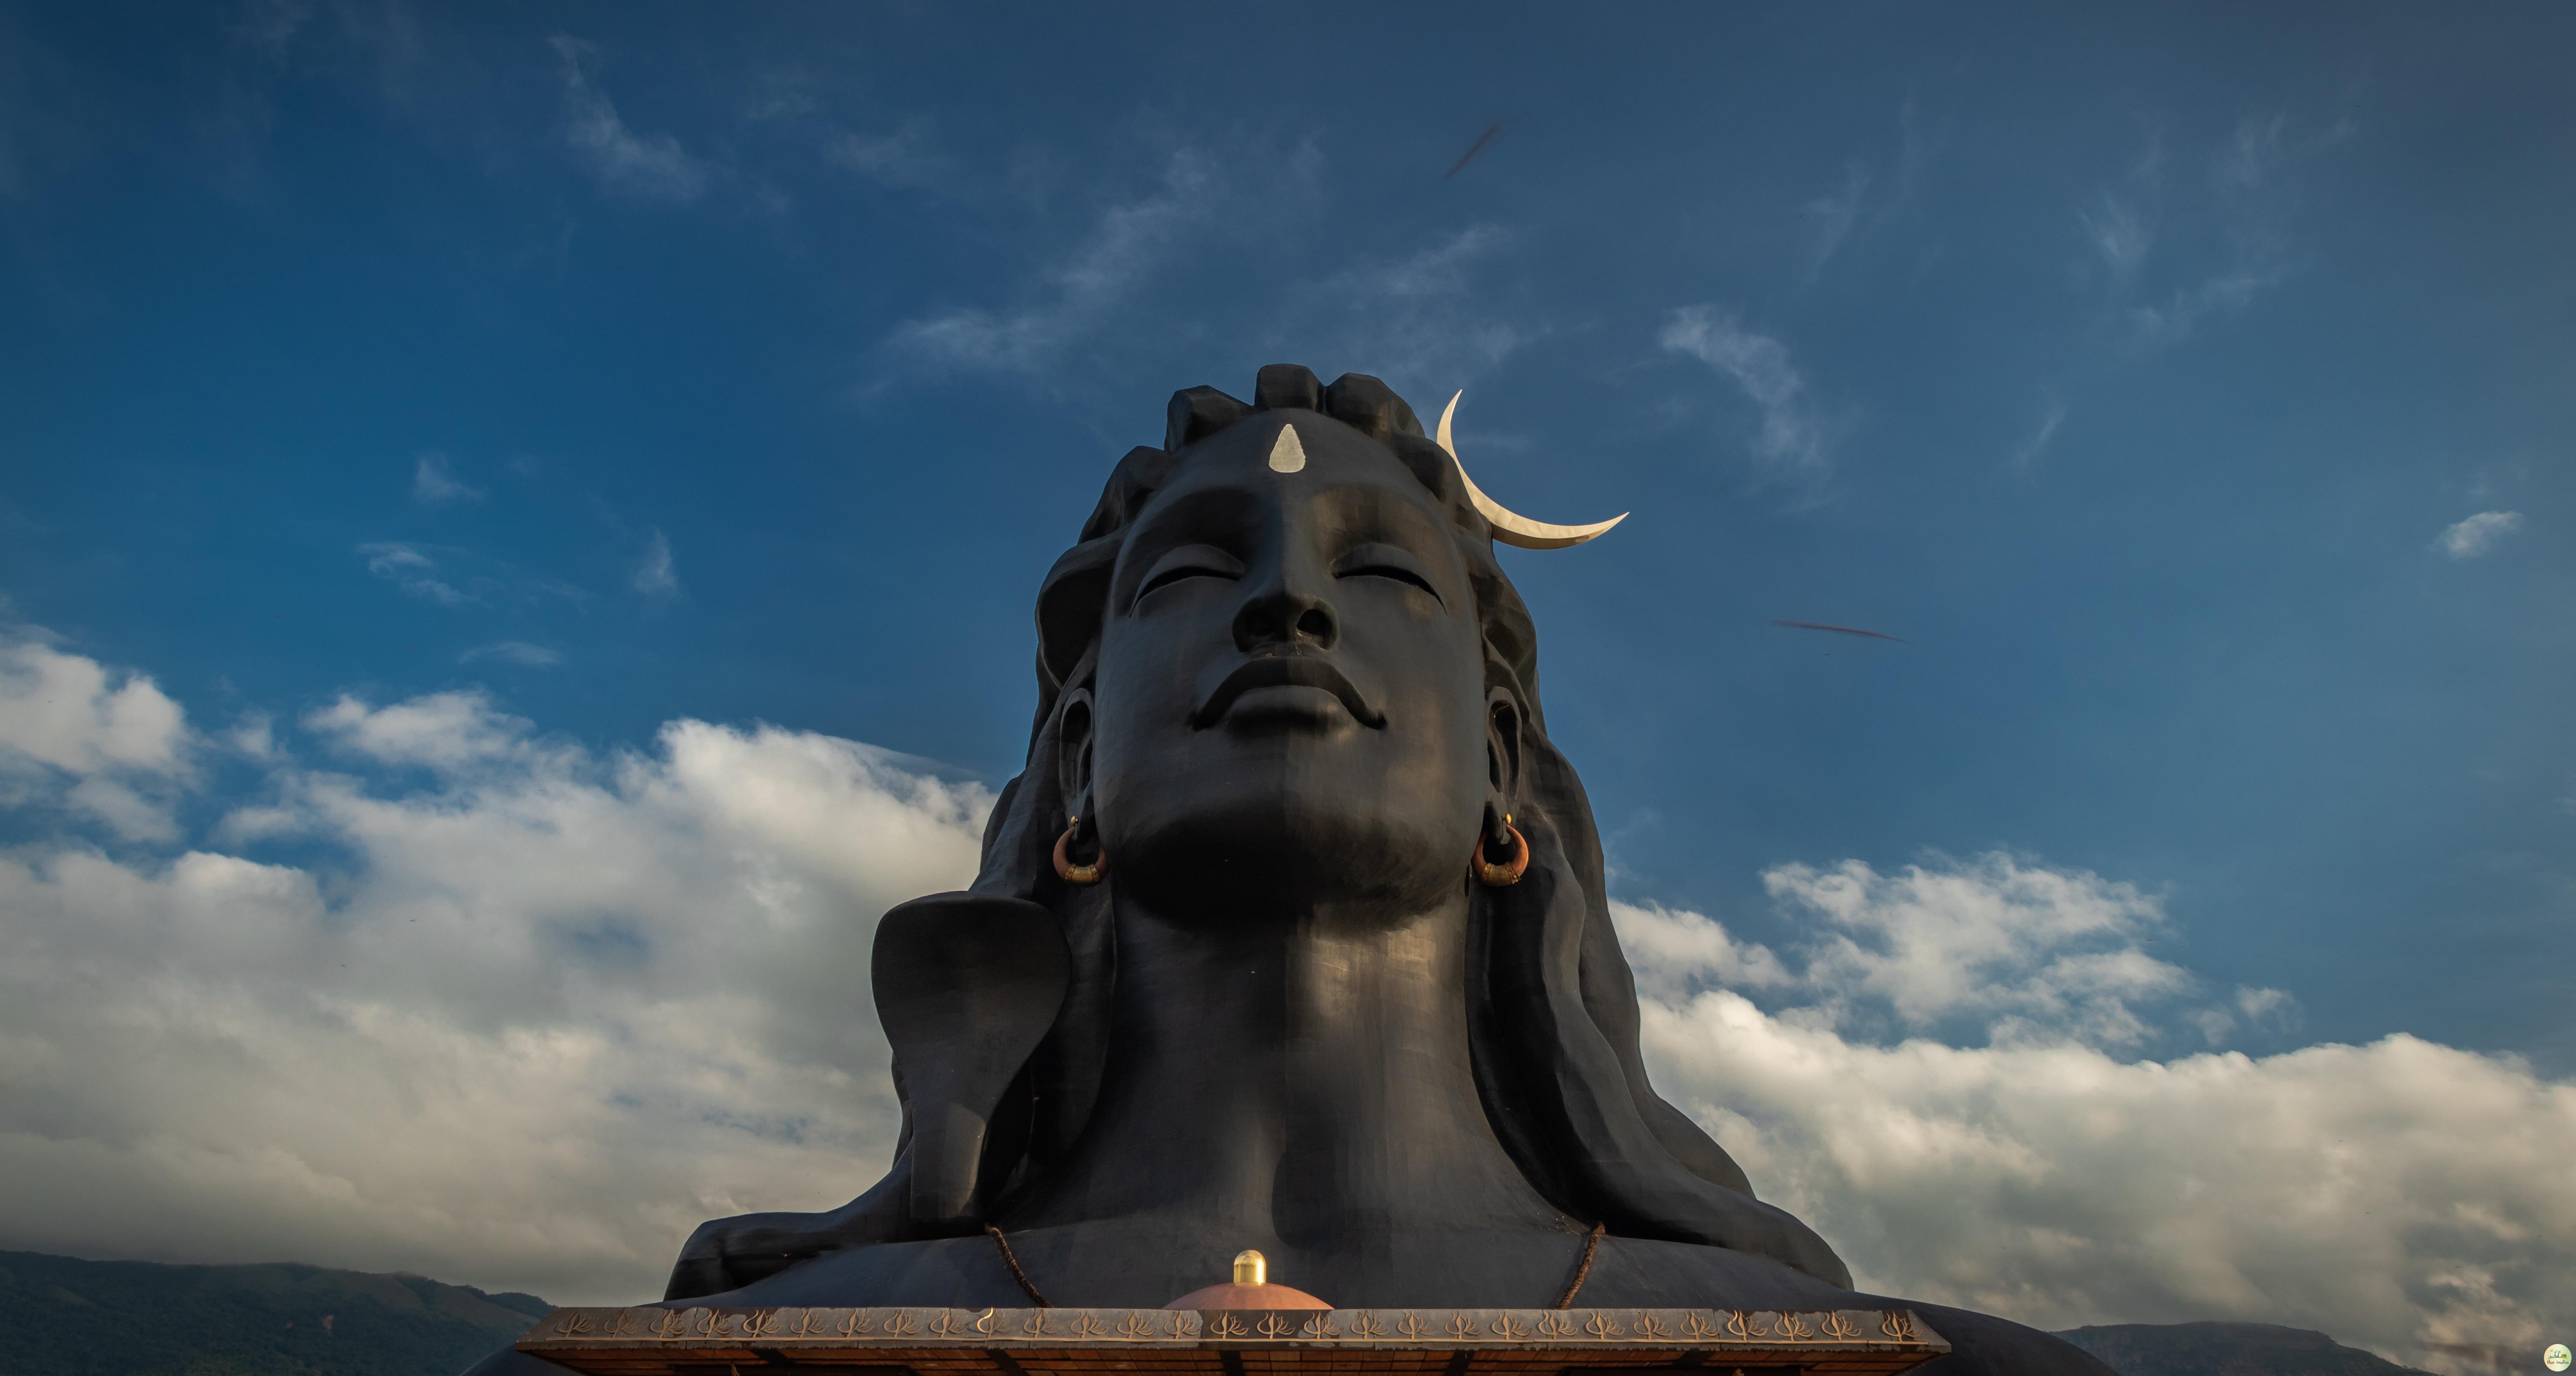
1191,654,1386,729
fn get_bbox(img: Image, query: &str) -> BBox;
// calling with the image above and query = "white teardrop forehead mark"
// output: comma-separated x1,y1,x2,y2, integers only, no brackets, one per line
1267,424,1308,473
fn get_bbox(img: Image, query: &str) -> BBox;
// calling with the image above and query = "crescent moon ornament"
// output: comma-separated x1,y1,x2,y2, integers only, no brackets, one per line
1435,392,1628,550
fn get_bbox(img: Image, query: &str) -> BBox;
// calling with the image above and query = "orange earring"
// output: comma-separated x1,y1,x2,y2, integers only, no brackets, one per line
1473,817,1529,887
1053,816,1107,886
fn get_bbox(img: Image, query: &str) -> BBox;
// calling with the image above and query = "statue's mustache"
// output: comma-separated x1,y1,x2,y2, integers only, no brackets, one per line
1190,653,1386,729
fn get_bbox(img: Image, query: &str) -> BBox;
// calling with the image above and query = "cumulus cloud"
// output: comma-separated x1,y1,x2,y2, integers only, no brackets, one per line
2433,511,2523,559
0,632,194,839
548,36,711,204
1622,868,2571,1376
1617,854,2282,1053
1,641,988,1303
411,452,486,506
1660,305,1839,487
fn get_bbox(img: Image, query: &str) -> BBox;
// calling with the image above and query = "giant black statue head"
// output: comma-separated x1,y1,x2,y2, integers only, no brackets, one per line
663,365,1849,1303
1015,365,1533,922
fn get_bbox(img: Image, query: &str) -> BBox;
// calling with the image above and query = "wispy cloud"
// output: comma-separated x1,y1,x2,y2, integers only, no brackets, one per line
409,451,485,506
2012,398,2069,472
887,151,1219,376
2434,510,2524,559
632,528,678,596
547,36,710,204
2077,191,2153,280
1278,225,1534,390
358,541,474,607
460,641,566,668
1803,161,1873,276
1800,99,1942,279
356,542,587,614
826,116,945,189
2075,115,2341,353
1659,305,1838,488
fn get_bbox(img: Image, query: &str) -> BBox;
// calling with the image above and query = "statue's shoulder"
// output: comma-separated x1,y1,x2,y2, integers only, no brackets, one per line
718,1235,1029,1309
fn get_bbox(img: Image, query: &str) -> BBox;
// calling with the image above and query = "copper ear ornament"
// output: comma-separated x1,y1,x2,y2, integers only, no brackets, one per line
1053,817,1107,886
1473,822,1530,887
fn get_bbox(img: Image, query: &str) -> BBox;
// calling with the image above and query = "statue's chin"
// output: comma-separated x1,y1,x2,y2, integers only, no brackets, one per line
1102,796,1471,923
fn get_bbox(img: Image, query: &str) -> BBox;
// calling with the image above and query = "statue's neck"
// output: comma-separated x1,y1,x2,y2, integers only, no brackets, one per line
1011,893,1564,1242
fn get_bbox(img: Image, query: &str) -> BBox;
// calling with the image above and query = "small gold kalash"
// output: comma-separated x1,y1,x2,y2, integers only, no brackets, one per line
1161,1249,1333,1310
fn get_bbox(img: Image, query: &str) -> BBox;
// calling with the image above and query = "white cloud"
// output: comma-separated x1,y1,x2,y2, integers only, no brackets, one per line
1617,853,2267,1053
633,528,678,596
0,635,191,776
2434,511,2523,560
1660,305,1839,486
306,690,548,772
887,151,1219,375
548,36,710,204
410,452,486,506
0,632,193,838
0,650,990,1304
1621,863,2571,1376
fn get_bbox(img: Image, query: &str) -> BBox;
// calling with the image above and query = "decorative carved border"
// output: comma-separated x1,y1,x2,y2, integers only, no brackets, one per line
519,1305,1944,1354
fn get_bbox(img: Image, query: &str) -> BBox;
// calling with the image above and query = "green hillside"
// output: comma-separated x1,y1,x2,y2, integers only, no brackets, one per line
2057,1321,2438,1376
0,1251,545,1376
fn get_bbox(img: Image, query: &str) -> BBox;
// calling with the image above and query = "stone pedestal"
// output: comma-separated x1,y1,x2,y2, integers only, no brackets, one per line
515,1305,1947,1376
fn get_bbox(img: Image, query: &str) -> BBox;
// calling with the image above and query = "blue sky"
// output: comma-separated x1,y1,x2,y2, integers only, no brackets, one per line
2,3,2573,1362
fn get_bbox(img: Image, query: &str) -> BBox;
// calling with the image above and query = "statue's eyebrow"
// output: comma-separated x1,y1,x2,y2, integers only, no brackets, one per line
1115,485,1260,597
1307,483,1467,604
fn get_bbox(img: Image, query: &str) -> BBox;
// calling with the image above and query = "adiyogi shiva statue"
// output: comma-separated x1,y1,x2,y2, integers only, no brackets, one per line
470,366,2112,1376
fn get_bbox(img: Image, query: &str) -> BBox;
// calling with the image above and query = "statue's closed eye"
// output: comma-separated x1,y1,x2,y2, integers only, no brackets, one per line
1333,543,1443,607
1134,544,1245,605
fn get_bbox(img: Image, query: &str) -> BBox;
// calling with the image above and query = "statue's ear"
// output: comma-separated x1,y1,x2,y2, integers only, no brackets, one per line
1055,687,1094,817
871,892,1072,1233
1485,685,1525,823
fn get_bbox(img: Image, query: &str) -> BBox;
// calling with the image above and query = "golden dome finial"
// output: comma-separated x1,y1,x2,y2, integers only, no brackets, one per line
1231,1250,1266,1286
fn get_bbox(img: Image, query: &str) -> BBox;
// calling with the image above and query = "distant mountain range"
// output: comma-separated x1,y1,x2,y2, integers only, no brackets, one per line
2056,1321,2438,1376
0,1250,544,1376
1,1249,2450,1376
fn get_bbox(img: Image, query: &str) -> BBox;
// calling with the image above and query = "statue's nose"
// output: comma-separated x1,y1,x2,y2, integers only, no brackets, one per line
1232,586,1338,652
